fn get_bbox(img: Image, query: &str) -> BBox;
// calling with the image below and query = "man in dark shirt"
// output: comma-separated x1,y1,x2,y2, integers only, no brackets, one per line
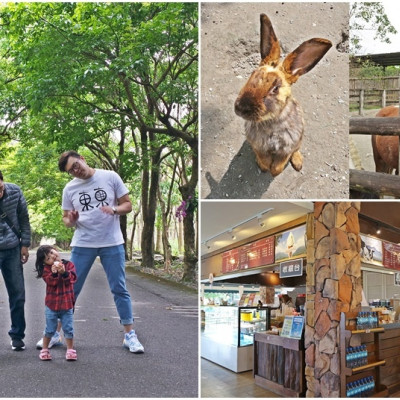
0,170,31,351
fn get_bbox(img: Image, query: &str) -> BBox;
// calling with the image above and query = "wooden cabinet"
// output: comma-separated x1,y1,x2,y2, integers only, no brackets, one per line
253,332,305,397
340,311,388,397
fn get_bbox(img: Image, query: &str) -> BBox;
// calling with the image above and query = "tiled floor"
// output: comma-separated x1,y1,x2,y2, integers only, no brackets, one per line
201,358,281,398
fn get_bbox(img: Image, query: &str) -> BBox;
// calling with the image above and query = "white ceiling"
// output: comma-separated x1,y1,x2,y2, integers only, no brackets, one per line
200,201,313,256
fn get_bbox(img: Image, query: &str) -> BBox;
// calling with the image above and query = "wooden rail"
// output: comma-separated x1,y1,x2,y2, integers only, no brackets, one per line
350,170,400,198
350,117,400,135
349,117,400,197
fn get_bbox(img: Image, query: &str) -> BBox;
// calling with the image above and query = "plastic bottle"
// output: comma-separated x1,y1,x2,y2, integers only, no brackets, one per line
349,347,355,368
368,312,374,329
357,312,362,330
346,383,351,397
347,382,354,397
354,379,362,397
363,344,368,366
346,347,351,368
353,346,361,368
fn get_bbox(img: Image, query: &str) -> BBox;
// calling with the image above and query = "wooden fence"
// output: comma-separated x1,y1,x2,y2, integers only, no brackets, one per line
350,117,400,198
350,76,400,91
350,89,400,114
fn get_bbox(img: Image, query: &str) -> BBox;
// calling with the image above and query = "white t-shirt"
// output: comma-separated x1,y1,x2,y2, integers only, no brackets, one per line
62,169,129,248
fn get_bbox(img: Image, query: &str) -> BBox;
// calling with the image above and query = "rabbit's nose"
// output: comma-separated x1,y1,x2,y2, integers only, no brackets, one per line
234,93,257,118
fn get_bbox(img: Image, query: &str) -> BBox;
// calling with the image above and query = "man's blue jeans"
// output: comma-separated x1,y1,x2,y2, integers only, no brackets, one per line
0,245,26,340
71,245,133,325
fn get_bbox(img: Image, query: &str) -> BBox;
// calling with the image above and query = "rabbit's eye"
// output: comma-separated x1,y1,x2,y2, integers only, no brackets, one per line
270,85,280,95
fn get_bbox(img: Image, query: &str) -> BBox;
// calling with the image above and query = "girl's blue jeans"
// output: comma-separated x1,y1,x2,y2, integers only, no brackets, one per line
44,306,74,339
71,244,133,325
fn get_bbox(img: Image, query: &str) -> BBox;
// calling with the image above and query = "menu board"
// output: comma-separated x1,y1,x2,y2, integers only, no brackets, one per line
222,236,275,273
222,248,240,273
240,237,275,270
383,241,400,270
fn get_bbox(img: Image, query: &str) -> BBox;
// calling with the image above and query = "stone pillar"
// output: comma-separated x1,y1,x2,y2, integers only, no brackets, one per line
304,202,362,397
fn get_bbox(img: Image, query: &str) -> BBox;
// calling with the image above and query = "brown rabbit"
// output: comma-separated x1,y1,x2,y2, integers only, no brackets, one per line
234,14,332,176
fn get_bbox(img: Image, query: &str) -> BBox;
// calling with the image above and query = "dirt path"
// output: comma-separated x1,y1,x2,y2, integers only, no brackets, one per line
201,2,349,199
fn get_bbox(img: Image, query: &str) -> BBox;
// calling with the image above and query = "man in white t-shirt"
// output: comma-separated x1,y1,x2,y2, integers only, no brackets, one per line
38,150,143,354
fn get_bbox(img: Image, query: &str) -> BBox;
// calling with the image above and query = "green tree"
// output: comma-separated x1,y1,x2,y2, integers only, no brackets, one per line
350,2,397,54
0,2,198,278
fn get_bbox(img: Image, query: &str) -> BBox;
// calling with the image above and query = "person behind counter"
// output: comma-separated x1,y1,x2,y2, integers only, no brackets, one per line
279,294,294,309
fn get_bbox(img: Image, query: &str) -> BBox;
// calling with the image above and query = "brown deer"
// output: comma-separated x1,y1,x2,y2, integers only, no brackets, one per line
371,105,399,174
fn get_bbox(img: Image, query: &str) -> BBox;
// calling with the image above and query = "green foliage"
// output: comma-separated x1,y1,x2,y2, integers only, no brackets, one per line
352,58,400,78
0,2,198,258
350,2,397,55
2,143,72,241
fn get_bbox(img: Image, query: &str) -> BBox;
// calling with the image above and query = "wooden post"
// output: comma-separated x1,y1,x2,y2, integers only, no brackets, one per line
359,89,364,116
382,89,386,108
398,76,400,108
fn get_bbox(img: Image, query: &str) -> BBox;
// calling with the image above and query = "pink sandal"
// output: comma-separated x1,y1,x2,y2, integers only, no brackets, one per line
66,349,77,361
39,349,52,361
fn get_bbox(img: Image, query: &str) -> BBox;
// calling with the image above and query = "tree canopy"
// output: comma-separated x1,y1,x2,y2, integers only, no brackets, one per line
350,2,398,55
0,2,198,279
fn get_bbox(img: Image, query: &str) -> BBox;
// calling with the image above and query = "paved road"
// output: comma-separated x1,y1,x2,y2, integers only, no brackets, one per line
0,252,198,397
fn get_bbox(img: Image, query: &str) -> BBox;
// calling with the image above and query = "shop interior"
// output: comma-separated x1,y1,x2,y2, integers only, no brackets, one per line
200,201,400,398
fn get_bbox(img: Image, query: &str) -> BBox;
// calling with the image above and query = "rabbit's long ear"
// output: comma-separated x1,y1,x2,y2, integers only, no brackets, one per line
282,38,332,83
260,14,280,67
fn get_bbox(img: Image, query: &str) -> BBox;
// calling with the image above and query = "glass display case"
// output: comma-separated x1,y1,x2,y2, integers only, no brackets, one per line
201,305,270,372
202,306,269,347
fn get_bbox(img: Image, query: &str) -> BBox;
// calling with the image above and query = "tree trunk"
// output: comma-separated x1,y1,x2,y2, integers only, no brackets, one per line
120,215,129,260
155,226,162,254
140,128,162,268
177,217,183,253
181,198,197,282
158,187,172,272
179,150,198,282
129,207,141,260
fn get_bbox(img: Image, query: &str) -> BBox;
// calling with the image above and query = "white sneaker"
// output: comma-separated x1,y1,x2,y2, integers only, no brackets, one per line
123,330,144,353
36,331,63,350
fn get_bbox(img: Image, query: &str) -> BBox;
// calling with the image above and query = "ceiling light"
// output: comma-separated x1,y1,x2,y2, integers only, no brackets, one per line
257,214,265,227
227,229,236,240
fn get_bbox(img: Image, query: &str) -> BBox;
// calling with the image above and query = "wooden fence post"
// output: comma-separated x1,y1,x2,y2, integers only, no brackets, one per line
359,89,364,116
382,89,386,108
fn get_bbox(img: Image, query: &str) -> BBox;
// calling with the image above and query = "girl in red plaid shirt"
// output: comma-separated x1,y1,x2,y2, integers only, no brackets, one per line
35,245,77,361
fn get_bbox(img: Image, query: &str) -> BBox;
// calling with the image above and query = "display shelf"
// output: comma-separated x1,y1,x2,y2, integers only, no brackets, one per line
340,311,388,398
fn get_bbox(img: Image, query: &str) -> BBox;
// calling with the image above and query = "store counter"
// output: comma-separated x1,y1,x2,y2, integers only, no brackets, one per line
253,332,305,397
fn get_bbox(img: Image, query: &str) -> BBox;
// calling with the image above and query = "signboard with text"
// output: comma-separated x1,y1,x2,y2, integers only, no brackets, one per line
281,316,305,340
383,241,400,270
222,248,240,273
279,258,303,278
221,236,275,273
